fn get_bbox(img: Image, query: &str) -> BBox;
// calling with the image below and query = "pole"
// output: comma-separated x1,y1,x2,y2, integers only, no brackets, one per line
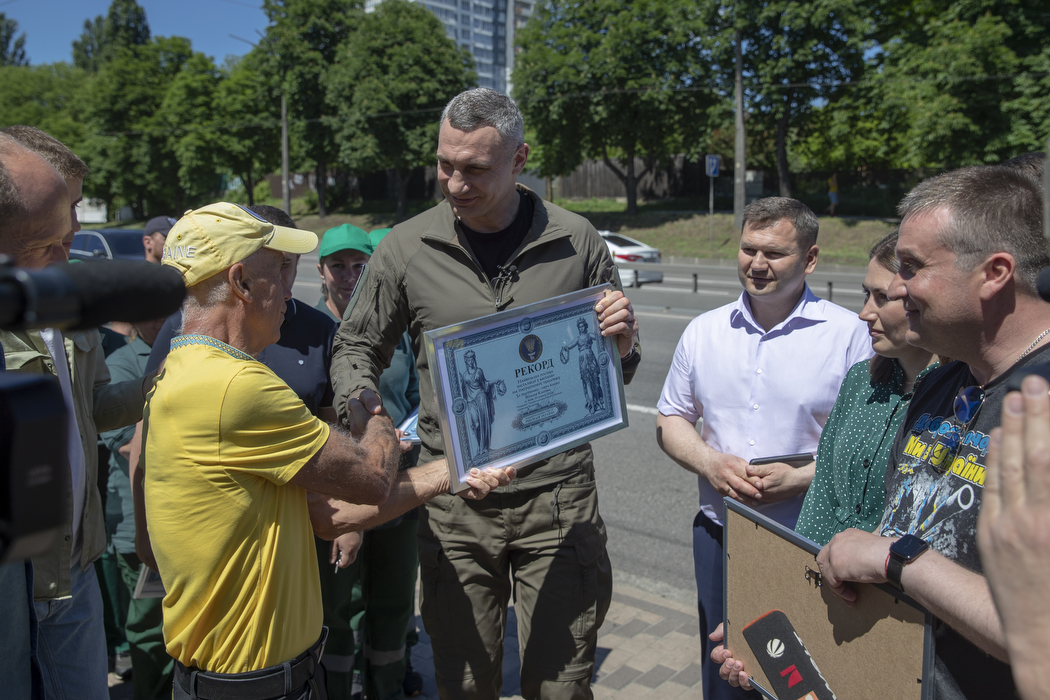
281,93,290,215
709,174,715,251
733,29,746,233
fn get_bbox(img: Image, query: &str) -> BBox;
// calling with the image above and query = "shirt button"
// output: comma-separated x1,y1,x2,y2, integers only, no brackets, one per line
757,369,763,374
855,504,862,514
753,404,759,410
749,439,755,446
863,459,870,469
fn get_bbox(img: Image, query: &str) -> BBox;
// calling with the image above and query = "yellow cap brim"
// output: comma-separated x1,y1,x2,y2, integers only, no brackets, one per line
266,224,318,255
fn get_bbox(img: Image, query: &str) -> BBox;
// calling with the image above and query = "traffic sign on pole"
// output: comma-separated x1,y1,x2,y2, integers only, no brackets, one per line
705,154,720,178
706,155,719,250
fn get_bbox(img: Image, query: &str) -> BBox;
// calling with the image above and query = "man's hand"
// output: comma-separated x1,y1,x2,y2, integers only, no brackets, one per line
708,622,753,690
331,531,363,569
596,290,639,359
816,528,895,605
978,374,1050,698
459,466,516,500
344,388,385,437
746,460,815,503
701,452,762,506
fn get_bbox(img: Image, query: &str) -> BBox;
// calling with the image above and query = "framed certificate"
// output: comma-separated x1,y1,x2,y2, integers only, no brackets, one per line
723,499,934,700
424,284,628,492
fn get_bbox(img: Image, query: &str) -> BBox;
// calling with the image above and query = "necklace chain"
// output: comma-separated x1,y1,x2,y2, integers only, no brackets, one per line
1017,327,1050,364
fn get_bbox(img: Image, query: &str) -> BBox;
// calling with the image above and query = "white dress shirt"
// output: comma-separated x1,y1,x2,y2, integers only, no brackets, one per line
658,285,873,528
40,328,87,564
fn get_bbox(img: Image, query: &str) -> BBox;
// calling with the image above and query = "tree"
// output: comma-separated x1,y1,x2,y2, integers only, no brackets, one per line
212,53,281,206
725,0,873,196
160,52,226,206
872,1,1046,168
794,0,1049,173
0,13,28,67
514,0,717,214
73,0,151,73
81,36,193,217
258,0,361,217
0,64,89,148
325,0,475,221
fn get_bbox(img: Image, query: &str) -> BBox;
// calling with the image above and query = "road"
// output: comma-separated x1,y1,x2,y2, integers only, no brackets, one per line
293,252,868,602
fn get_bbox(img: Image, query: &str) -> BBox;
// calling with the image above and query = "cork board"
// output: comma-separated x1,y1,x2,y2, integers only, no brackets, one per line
724,500,932,700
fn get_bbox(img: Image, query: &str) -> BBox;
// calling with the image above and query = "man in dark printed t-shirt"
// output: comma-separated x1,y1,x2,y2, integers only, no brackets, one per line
811,165,1050,699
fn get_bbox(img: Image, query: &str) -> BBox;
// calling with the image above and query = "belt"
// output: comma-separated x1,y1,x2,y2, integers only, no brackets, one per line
174,628,328,700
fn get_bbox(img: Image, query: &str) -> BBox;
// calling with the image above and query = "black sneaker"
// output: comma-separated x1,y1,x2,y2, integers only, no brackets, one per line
403,656,423,698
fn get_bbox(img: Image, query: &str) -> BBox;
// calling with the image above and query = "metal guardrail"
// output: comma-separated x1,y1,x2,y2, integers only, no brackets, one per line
616,261,837,300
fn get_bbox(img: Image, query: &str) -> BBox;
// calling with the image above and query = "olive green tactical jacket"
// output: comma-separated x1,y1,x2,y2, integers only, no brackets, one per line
331,185,641,489
1,328,144,599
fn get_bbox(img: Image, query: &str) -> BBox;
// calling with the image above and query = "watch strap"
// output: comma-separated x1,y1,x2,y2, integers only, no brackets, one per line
887,553,905,591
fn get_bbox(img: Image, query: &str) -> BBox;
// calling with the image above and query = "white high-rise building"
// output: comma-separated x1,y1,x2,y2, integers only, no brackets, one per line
365,0,534,95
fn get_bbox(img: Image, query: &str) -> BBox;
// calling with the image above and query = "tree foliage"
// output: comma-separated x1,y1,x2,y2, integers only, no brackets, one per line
257,0,361,216
73,0,151,73
0,13,28,67
325,0,475,221
795,0,1049,173
0,64,88,148
514,0,719,214
212,53,282,206
80,37,195,217
728,0,873,195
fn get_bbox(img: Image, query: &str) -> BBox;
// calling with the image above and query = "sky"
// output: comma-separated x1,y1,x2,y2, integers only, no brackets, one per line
2,0,271,66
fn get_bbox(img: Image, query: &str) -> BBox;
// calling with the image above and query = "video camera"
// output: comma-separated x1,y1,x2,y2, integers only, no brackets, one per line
0,258,185,564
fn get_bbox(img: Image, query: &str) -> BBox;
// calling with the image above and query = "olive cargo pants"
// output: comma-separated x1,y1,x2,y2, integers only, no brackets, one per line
418,467,612,700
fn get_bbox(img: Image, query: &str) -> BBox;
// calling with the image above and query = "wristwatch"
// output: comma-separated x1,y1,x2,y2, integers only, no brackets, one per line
887,534,929,591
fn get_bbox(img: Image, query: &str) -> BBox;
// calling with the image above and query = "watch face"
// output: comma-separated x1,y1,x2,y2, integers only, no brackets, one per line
892,534,929,561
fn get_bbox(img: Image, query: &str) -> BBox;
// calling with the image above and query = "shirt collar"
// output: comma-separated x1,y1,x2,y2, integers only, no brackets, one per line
731,283,824,334
170,334,256,362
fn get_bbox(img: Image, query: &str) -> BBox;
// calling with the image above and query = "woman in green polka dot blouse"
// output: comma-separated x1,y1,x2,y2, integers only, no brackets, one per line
795,231,940,545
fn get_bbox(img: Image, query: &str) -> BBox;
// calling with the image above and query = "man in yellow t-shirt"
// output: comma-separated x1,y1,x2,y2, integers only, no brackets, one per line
145,202,512,700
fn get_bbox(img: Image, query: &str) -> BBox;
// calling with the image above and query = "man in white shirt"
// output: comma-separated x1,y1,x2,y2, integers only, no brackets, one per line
656,197,872,700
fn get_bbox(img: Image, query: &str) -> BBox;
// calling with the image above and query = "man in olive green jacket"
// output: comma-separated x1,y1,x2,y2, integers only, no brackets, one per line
0,133,149,700
331,88,640,700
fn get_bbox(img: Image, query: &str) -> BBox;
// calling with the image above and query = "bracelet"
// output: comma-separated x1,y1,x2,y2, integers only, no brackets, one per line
884,552,891,579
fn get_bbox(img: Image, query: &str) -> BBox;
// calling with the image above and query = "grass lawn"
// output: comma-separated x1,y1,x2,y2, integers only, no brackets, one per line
90,196,897,267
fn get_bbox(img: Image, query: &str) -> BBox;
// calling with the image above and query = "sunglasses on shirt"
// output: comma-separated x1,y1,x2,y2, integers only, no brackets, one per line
927,386,985,475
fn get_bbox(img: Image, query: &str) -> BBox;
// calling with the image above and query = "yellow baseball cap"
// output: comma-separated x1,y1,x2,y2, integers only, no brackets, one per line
161,202,318,287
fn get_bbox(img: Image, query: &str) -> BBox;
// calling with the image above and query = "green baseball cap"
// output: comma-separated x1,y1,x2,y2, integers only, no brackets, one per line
319,224,372,259
369,228,392,248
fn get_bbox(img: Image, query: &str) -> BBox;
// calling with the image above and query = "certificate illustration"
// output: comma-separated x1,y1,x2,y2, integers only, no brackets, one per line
425,285,628,492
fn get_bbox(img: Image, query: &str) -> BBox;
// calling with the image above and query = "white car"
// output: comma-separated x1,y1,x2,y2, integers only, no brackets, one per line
600,231,663,287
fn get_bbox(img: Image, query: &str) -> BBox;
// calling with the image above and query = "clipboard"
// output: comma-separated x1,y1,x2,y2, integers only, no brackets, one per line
723,498,934,700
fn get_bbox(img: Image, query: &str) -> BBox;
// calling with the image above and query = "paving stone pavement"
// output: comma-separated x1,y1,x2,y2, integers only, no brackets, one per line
406,581,705,700
109,581,705,700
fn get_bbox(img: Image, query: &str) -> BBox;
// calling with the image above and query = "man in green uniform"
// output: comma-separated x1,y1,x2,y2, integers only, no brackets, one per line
331,88,640,700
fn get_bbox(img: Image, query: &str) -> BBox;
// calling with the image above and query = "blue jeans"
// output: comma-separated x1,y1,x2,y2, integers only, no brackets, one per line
693,511,760,700
34,562,109,700
0,561,35,700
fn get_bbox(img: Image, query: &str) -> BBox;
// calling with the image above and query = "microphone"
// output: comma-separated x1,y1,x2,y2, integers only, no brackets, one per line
0,259,186,331
1039,267,1050,303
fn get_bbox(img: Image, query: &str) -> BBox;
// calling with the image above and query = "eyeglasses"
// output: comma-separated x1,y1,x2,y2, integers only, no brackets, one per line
928,385,985,474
